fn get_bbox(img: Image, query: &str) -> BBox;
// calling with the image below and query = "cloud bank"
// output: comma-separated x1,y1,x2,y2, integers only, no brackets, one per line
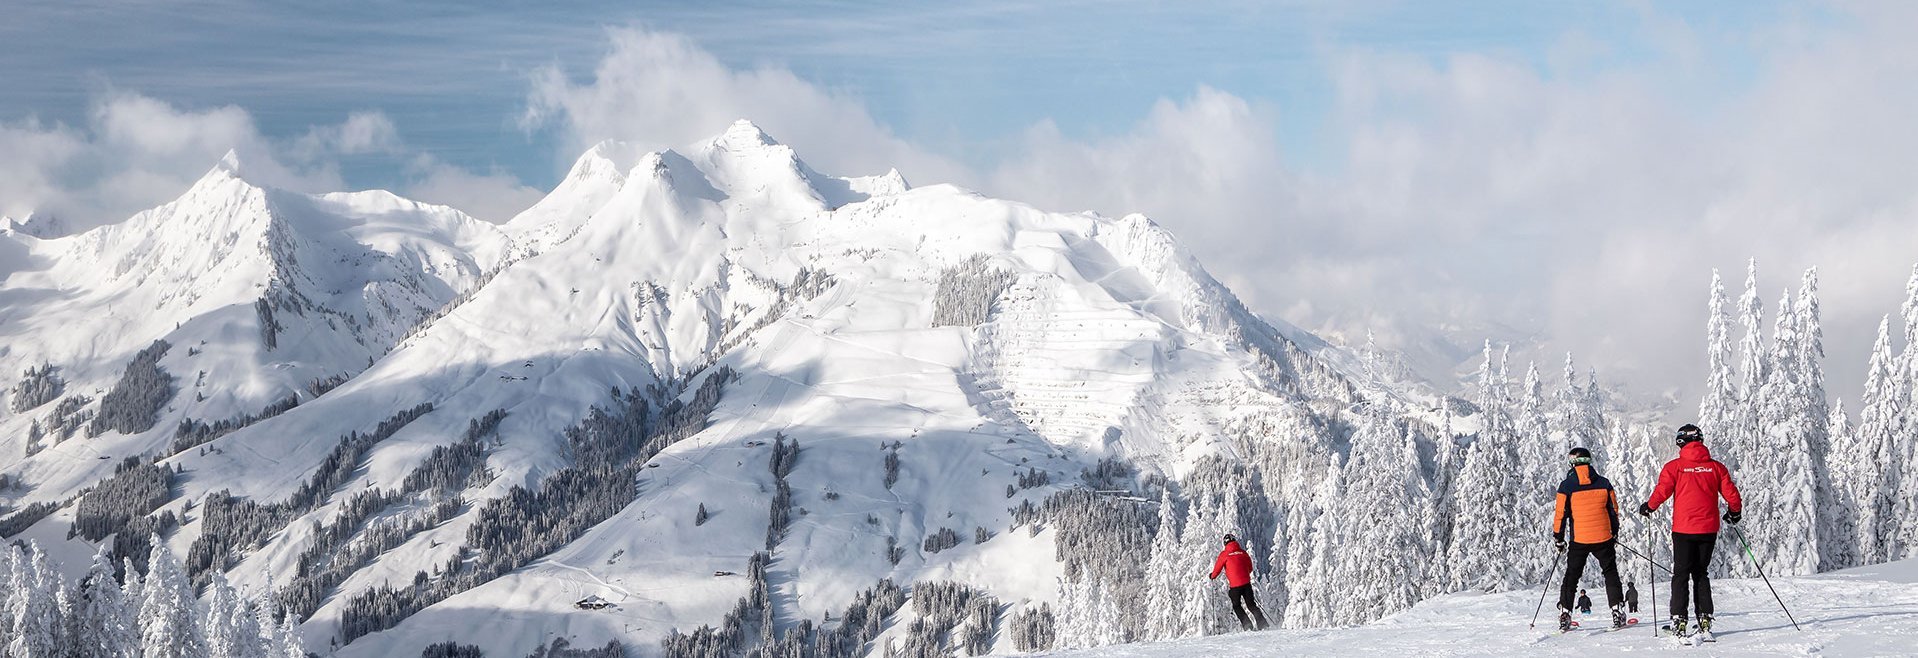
519,14,1918,406
0,94,540,226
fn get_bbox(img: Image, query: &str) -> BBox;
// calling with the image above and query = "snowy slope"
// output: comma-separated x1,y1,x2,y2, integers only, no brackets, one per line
280,122,1353,656
0,151,508,518
1,120,1425,657
1047,559,1918,657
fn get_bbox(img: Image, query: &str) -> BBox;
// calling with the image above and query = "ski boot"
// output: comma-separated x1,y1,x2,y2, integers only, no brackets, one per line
1694,615,1715,643
1664,616,1689,642
1557,607,1573,633
1610,604,1628,630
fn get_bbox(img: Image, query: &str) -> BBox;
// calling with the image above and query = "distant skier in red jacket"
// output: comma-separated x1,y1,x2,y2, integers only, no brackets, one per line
1210,533,1268,630
1638,423,1743,642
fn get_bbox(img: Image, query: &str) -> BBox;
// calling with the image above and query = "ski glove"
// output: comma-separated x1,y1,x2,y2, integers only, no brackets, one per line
1636,503,1653,517
1722,510,1741,525
1553,535,1566,552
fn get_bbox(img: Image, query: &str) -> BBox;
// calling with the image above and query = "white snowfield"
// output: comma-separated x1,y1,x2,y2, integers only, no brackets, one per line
1047,559,1918,657
2,119,1388,656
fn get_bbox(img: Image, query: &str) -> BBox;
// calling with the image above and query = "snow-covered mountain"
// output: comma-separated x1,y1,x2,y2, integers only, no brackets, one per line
10,120,1875,658
0,151,508,501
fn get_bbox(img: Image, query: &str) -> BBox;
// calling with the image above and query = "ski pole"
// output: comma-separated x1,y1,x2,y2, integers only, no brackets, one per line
1647,524,1657,637
1616,542,1675,574
1530,547,1563,630
1731,524,1801,631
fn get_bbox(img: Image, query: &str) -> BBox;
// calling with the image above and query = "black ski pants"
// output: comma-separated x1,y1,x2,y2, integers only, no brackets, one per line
1670,532,1717,618
1227,585,1268,630
1559,541,1623,612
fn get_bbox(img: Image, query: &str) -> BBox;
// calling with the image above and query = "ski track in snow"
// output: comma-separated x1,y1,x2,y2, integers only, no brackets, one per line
1045,563,1918,657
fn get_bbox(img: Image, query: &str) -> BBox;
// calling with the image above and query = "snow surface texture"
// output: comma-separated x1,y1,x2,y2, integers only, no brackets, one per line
1046,559,1918,657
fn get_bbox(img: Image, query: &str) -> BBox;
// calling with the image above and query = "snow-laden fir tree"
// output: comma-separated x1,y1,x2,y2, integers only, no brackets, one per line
1516,363,1554,489
203,571,268,658
1729,259,1768,473
1444,418,1523,593
1794,270,1843,571
1555,354,1588,450
1701,269,1740,440
1322,408,1429,626
77,547,139,658
1602,423,1661,559
1053,578,1092,650
139,543,210,658
1745,288,1823,576
272,607,307,658
1854,317,1902,564
9,542,66,657
1279,459,1338,628
1140,489,1186,640
1512,362,1556,585
1424,399,1460,593
1823,399,1860,570
1896,265,1918,559
1173,494,1233,637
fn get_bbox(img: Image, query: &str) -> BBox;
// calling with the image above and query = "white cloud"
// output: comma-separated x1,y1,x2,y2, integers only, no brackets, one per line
403,155,545,223
0,93,344,226
522,27,970,185
519,15,1918,405
294,110,402,159
0,95,540,229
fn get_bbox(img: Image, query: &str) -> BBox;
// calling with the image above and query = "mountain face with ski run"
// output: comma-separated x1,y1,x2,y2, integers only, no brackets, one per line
0,120,1518,657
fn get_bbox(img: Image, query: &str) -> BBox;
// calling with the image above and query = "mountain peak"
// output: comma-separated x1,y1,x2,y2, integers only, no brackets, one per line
215,148,243,175
2,212,71,239
716,119,778,149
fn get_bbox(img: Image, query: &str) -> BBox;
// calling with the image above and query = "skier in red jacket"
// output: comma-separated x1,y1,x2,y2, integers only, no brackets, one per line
1638,423,1743,642
1210,533,1268,630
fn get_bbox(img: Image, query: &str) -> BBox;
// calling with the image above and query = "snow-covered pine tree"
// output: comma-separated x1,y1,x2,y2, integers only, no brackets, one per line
139,543,210,658
203,571,267,658
1513,362,1555,585
0,546,15,650
1444,421,1522,593
272,609,307,658
1729,259,1768,473
1855,317,1902,564
77,547,139,658
1746,288,1822,576
1610,423,1662,559
1823,399,1859,570
1896,265,1918,559
1326,408,1430,626
1174,494,1232,637
1141,489,1185,640
1425,399,1460,593
1795,270,1844,571
1053,578,1090,650
9,542,64,657
1701,269,1739,440
1279,459,1338,628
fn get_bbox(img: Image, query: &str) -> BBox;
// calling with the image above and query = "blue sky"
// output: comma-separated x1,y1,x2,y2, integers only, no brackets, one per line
0,1,1805,188
4,1,1912,406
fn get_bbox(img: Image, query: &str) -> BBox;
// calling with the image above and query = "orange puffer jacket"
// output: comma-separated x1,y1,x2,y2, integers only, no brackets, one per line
1553,464,1619,544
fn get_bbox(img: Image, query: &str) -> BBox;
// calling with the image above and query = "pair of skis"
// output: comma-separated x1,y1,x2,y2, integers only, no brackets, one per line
1657,624,1717,646
1561,618,1639,635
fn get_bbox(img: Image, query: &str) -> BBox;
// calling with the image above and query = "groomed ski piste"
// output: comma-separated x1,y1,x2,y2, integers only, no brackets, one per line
1043,559,1918,656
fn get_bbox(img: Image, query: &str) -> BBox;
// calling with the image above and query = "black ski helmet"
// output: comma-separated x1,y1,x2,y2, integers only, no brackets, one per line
1222,533,1237,545
1675,424,1704,446
1568,447,1593,466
